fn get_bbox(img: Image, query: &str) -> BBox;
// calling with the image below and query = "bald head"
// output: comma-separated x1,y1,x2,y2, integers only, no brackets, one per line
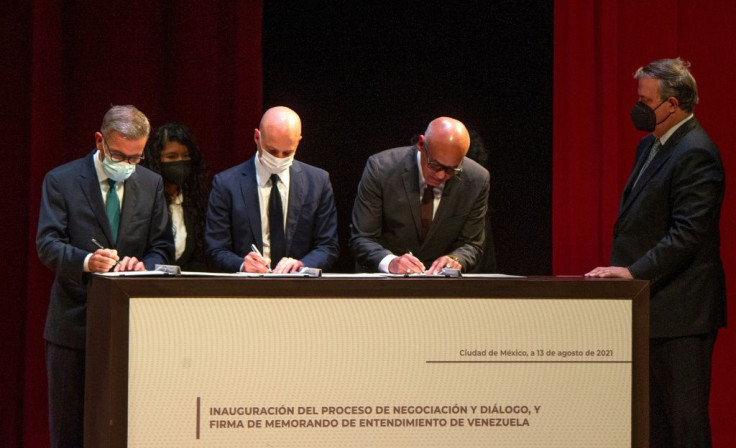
418,117,470,187
255,106,302,158
423,117,470,162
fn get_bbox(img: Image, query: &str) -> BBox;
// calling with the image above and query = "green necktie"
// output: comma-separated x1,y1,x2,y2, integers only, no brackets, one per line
106,179,120,244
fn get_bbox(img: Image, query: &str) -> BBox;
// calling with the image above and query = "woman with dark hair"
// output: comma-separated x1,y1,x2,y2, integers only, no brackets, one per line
143,123,209,271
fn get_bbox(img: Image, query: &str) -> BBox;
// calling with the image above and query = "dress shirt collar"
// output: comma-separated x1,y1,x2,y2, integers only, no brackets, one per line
93,150,108,183
659,113,694,146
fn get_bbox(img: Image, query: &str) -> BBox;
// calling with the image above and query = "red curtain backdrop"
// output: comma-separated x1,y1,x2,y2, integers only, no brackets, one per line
2,2,262,446
554,0,736,444
5,0,735,445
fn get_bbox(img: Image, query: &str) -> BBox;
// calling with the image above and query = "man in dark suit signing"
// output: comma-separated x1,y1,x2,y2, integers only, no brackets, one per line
36,105,173,447
206,106,339,273
350,117,490,274
586,58,726,447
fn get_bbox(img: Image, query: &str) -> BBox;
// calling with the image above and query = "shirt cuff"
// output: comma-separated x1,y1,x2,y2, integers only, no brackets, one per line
378,254,397,273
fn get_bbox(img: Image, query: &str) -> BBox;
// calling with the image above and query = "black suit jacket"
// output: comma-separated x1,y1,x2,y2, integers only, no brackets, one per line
350,146,490,271
175,208,207,271
36,152,174,350
612,117,726,338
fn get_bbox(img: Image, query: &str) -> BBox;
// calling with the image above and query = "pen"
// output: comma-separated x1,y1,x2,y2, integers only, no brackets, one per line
91,238,119,270
250,244,273,273
406,251,426,274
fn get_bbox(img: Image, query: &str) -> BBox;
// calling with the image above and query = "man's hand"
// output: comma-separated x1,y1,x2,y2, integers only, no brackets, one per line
114,256,145,272
273,257,304,274
89,248,119,272
388,253,426,274
584,266,633,279
427,255,462,275
244,251,272,273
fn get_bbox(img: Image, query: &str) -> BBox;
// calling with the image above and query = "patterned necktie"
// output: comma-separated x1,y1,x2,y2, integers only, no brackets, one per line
420,186,434,242
632,139,661,188
106,179,120,244
269,174,286,265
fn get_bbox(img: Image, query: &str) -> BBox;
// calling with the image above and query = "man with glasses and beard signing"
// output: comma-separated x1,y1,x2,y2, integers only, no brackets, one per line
350,117,490,275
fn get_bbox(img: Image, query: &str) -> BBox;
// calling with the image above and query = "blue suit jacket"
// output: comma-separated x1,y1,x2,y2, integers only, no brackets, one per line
205,157,339,272
36,151,174,350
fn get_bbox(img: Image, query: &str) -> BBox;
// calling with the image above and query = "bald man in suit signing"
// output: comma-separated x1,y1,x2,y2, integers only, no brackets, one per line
350,117,490,274
206,106,339,273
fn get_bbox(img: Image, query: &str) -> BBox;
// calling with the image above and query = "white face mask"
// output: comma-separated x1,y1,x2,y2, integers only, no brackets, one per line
258,145,294,175
101,152,136,182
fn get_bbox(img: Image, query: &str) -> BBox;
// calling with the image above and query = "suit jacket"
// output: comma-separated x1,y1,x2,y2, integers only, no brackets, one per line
174,205,207,271
36,151,174,350
350,145,490,271
205,157,339,272
612,117,726,338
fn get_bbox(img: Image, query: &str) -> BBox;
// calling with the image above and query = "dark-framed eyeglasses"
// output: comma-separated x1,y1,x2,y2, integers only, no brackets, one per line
422,142,462,176
102,137,145,165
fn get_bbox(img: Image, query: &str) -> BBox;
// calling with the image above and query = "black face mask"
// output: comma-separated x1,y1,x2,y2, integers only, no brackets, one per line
160,160,192,186
630,100,670,132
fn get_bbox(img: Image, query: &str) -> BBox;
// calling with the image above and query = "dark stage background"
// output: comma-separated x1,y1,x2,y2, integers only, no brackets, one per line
2,0,734,446
261,1,552,275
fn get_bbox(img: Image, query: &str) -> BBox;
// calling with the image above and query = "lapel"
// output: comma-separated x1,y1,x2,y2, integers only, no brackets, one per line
179,210,196,264
117,170,140,251
241,159,264,250
285,162,304,254
619,118,699,216
78,152,116,246
620,135,656,208
400,149,422,239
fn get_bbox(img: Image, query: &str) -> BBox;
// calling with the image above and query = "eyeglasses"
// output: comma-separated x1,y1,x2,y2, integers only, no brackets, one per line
422,143,462,176
102,137,145,165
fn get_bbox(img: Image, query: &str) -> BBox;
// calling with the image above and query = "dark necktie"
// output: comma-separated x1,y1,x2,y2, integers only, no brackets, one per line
420,186,434,242
632,139,661,188
269,174,286,265
106,179,120,244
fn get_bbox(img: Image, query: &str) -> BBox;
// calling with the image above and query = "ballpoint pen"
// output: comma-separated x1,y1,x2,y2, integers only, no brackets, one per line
250,244,273,273
91,238,120,270
406,251,426,274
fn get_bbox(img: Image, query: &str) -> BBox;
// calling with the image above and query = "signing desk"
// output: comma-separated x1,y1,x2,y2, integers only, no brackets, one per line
85,275,648,447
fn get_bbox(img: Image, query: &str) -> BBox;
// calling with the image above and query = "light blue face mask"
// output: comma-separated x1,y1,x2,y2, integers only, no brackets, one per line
102,152,136,182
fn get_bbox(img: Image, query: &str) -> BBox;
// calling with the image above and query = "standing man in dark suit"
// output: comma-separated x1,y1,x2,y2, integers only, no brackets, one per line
36,105,173,447
350,117,490,274
586,58,726,447
206,106,339,273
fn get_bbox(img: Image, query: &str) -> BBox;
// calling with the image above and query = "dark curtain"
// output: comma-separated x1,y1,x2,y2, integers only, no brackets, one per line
262,1,553,275
1,2,262,446
553,0,736,444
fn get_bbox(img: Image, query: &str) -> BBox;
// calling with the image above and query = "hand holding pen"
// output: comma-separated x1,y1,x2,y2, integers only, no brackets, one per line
244,244,272,273
89,238,120,272
388,250,426,275
91,239,145,271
